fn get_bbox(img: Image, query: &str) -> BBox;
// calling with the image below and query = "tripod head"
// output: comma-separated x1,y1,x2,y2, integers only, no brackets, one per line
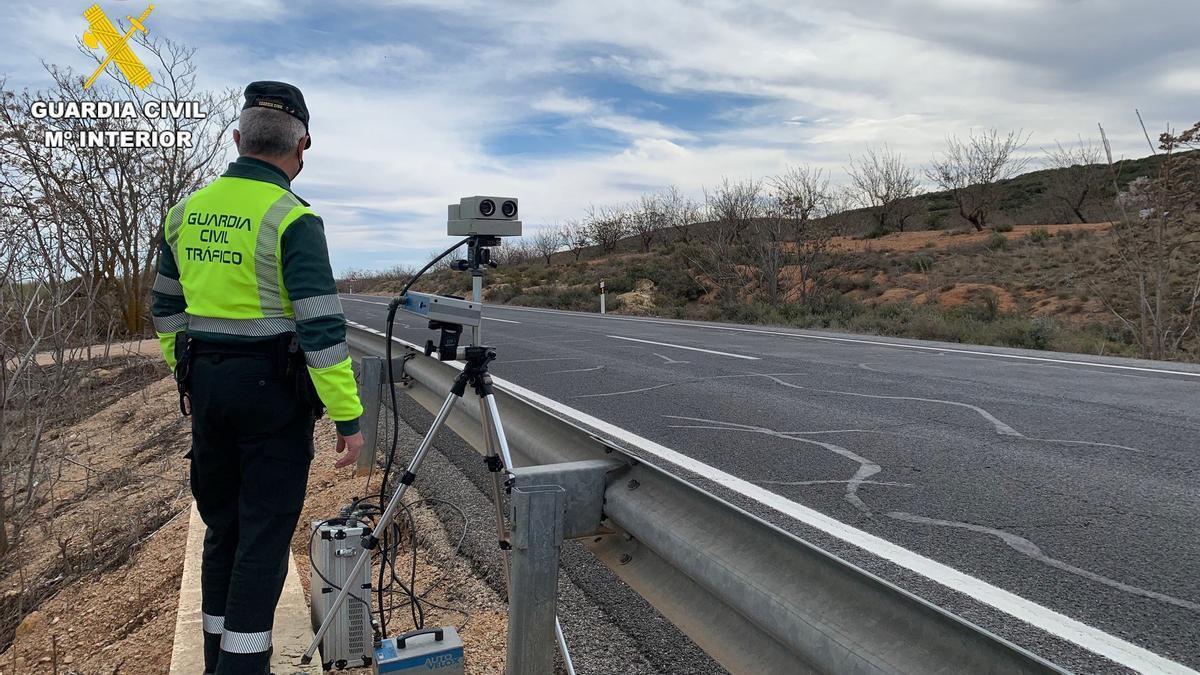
450,235,502,276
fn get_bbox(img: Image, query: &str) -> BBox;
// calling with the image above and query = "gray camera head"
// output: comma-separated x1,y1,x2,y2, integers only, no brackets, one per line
448,196,522,237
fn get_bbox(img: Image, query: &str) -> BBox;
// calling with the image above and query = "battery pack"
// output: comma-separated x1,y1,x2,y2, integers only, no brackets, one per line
375,627,465,674
310,518,373,670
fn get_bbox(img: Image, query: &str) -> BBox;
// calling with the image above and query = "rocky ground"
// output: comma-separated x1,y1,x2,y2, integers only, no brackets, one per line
0,357,507,674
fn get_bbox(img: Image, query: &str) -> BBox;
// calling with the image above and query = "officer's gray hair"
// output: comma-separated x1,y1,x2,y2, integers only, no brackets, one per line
237,107,307,158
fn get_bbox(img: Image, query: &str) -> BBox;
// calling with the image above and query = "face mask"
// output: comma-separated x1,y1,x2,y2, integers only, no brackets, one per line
294,158,304,179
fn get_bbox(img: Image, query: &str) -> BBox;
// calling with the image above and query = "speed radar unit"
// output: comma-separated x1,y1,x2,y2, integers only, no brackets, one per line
447,196,521,236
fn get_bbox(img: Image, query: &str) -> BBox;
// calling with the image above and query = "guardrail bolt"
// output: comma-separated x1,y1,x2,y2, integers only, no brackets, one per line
627,479,640,490
618,553,632,565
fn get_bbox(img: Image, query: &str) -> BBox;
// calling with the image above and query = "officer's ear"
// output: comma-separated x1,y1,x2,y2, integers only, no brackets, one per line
232,128,242,152
295,134,309,160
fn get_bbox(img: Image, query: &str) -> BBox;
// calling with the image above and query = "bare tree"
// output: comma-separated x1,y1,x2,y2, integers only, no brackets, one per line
705,177,763,246
0,193,100,558
926,129,1031,231
685,179,764,301
0,40,235,554
491,237,535,266
1092,121,1200,359
1043,139,1105,223
0,37,237,335
846,145,922,233
531,226,563,265
659,185,701,244
630,193,669,252
772,166,833,303
586,204,628,254
557,219,590,262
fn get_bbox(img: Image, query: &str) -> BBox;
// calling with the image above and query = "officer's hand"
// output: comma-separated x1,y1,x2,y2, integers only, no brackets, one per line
334,431,364,469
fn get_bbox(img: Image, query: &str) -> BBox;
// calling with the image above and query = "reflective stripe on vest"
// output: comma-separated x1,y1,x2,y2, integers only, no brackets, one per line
254,193,299,317
152,273,184,296
165,195,190,253
292,293,343,321
188,316,296,337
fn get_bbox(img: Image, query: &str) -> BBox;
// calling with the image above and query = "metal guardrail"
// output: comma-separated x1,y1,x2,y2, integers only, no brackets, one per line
347,326,1063,674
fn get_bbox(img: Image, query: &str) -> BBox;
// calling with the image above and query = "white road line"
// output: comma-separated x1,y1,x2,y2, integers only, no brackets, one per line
494,305,1200,379
486,317,521,324
346,320,1195,674
546,365,605,375
341,297,389,306
608,335,760,360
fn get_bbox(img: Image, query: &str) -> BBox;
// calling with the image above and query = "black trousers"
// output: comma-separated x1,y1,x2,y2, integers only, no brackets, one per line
187,343,315,674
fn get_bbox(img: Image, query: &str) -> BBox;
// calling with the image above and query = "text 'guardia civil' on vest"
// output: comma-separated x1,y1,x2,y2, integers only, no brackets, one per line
187,212,252,230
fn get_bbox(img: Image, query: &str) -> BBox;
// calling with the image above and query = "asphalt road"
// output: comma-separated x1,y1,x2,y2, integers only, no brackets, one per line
341,293,1200,674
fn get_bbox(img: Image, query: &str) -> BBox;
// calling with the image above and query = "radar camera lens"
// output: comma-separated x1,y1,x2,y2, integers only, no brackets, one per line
479,199,496,217
501,200,517,218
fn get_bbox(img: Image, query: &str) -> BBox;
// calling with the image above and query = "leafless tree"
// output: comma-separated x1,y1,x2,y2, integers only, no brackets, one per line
0,40,234,555
630,193,669,253
926,129,1031,231
1043,139,1105,223
585,204,628,254
557,219,590,262
705,177,763,246
846,145,922,233
741,167,837,306
772,166,833,303
0,197,101,558
684,179,764,301
491,237,535,266
531,226,563,265
1092,121,1200,360
0,37,237,335
658,185,701,244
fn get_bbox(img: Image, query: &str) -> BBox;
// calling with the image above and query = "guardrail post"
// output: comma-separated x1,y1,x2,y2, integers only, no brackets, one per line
356,356,384,476
506,484,564,675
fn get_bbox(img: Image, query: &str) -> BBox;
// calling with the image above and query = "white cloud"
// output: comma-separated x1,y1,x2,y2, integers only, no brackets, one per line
4,0,1195,273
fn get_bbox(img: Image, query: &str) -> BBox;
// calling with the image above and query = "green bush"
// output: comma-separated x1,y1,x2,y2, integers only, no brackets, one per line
904,254,936,273
1027,227,1051,244
962,290,1000,322
993,222,1015,233
986,232,1009,251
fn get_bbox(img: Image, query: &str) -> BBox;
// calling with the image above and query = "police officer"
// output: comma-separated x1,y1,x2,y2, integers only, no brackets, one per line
151,81,364,674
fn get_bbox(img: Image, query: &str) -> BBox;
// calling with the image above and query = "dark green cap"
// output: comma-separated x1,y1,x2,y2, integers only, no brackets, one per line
243,80,311,148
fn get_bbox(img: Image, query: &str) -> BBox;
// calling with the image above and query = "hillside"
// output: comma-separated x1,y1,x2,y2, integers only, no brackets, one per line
341,150,1198,363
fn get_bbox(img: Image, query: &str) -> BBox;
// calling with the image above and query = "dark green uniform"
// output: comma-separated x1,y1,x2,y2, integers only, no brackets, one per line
151,81,360,675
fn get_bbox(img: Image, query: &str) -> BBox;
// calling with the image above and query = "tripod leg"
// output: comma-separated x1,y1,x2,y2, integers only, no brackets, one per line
302,387,461,664
481,393,516,469
479,392,576,674
478,396,513,595
556,618,577,675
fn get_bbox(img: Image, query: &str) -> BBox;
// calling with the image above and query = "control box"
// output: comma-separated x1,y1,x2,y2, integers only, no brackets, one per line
310,519,373,670
375,627,465,674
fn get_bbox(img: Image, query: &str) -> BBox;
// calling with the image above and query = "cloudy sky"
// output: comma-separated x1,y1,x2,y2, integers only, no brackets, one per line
3,1,1196,273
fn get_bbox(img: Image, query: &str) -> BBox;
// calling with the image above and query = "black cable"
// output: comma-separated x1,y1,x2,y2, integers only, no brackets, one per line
401,236,470,299
378,237,468,510
343,236,473,640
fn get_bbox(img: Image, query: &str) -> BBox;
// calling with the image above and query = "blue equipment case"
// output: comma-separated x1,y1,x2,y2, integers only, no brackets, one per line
375,627,465,674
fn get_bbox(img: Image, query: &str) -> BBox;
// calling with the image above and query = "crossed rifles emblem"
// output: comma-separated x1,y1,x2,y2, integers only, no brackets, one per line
82,4,155,90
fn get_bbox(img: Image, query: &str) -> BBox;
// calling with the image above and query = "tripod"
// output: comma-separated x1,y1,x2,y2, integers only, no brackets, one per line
302,343,576,672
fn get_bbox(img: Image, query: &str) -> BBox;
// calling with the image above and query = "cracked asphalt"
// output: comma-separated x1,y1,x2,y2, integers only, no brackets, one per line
342,294,1200,674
